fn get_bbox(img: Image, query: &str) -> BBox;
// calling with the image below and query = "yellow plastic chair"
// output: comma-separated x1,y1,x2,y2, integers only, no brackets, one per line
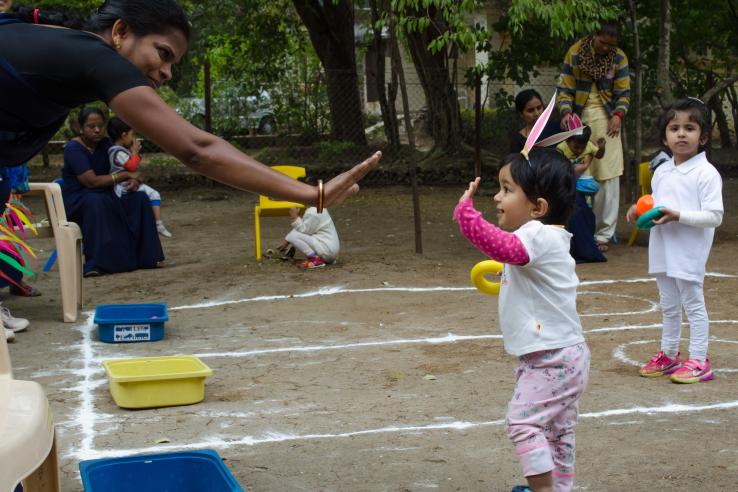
627,162,653,246
0,332,61,492
253,165,306,260
26,183,83,322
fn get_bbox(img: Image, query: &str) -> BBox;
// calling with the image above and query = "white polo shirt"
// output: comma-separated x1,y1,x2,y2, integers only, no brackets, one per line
649,152,723,283
499,220,585,357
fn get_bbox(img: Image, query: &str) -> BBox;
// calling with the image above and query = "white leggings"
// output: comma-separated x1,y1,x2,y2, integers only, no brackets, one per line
656,275,709,361
286,229,320,257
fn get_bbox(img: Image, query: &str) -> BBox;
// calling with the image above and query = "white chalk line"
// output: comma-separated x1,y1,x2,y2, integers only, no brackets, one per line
613,337,738,373
577,291,658,317
167,271,738,313
63,274,738,463
63,312,98,461
79,319,737,363
69,398,738,461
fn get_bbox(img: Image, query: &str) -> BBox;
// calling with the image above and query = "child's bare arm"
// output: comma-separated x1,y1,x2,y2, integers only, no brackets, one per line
573,155,592,176
595,138,606,159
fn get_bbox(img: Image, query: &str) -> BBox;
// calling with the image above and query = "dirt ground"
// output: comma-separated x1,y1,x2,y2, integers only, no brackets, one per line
6,176,738,492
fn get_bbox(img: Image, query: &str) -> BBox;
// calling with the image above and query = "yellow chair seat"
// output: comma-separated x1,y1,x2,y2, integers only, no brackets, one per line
254,165,306,260
627,162,653,246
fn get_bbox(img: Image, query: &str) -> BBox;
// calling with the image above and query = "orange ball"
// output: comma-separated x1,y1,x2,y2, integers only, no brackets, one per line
636,194,654,217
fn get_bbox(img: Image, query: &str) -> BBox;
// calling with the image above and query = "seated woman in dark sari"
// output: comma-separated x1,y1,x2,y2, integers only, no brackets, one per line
62,108,163,276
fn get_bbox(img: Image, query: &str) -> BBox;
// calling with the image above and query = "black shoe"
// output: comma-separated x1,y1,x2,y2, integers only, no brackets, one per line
280,245,296,261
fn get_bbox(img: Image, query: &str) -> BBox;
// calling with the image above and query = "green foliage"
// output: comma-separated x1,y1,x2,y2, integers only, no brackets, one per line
316,140,358,161
459,101,518,149
174,0,304,96
389,0,488,56
507,0,620,38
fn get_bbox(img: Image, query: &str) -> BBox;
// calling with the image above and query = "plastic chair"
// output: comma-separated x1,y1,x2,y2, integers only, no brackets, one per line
253,165,306,260
26,182,83,322
0,333,61,492
626,162,653,247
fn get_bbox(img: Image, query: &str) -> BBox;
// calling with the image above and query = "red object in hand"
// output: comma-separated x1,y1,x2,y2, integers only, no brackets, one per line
636,194,654,217
124,154,141,172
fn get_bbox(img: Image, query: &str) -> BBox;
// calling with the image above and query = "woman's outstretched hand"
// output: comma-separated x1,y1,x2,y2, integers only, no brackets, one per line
459,177,481,203
323,151,382,208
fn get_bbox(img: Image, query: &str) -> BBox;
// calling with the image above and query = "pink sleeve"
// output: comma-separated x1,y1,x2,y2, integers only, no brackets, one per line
453,198,530,265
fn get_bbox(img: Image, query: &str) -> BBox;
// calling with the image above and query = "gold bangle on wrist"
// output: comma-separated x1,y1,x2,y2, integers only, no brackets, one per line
111,173,118,185
317,179,324,213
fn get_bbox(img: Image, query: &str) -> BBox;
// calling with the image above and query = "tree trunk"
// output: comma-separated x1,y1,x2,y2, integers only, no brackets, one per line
390,17,422,254
474,72,482,178
710,94,732,148
203,59,213,134
41,145,49,168
369,0,400,150
701,73,738,104
656,0,674,107
402,6,462,155
293,0,367,145
726,85,738,147
628,0,643,203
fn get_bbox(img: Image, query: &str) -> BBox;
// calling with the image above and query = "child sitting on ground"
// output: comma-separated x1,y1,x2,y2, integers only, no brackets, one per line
277,205,339,270
106,117,172,238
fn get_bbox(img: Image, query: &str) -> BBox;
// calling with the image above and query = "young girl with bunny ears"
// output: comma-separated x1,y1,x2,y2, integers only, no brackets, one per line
454,94,589,492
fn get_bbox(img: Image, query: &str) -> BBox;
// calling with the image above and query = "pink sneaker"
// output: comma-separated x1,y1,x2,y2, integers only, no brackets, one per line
639,351,680,377
297,255,326,270
670,358,714,384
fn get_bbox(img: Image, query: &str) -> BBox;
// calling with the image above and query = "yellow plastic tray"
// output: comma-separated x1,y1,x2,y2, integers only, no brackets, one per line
102,355,213,409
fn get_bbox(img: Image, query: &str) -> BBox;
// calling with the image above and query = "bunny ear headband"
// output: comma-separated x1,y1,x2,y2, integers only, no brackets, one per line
520,90,586,160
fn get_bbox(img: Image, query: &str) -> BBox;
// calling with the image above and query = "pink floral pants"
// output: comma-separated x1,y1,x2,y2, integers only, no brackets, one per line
506,342,590,492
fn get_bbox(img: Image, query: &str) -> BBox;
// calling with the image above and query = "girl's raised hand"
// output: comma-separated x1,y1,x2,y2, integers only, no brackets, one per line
652,207,680,225
459,177,481,203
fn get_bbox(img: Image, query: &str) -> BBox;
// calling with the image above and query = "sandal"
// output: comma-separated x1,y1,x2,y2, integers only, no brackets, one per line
280,246,296,261
83,269,101,278
596,242,609,253
9,282,42,297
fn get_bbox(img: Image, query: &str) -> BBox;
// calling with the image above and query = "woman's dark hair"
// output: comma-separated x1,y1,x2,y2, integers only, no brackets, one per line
596,20,619,38
659,97,711,151
567,126,592,145
504,148,576,225
514,89,543,114
78,107,107,128
11,1,190,41
85,0,190,42
9,5,85,28
107,116,132,141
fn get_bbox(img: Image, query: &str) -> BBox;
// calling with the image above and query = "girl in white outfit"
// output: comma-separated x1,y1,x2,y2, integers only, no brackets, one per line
626,97,723,383
282,206,339,269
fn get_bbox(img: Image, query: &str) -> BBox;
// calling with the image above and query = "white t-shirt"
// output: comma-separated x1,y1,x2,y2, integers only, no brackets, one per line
499,220,585,356
649,152,723,283
290,207,340,260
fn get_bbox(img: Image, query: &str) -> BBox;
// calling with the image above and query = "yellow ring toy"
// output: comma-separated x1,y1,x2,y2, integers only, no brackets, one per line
470,260,504,296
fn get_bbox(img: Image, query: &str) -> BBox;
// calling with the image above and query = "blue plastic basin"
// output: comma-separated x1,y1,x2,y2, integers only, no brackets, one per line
79,449,243,492
94,303,168,343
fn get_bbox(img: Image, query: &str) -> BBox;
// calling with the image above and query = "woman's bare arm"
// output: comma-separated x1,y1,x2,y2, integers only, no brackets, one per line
109,86,380,207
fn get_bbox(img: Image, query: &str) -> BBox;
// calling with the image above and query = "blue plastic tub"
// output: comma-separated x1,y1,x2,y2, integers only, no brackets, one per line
79,449,243,492
94,303,168,343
